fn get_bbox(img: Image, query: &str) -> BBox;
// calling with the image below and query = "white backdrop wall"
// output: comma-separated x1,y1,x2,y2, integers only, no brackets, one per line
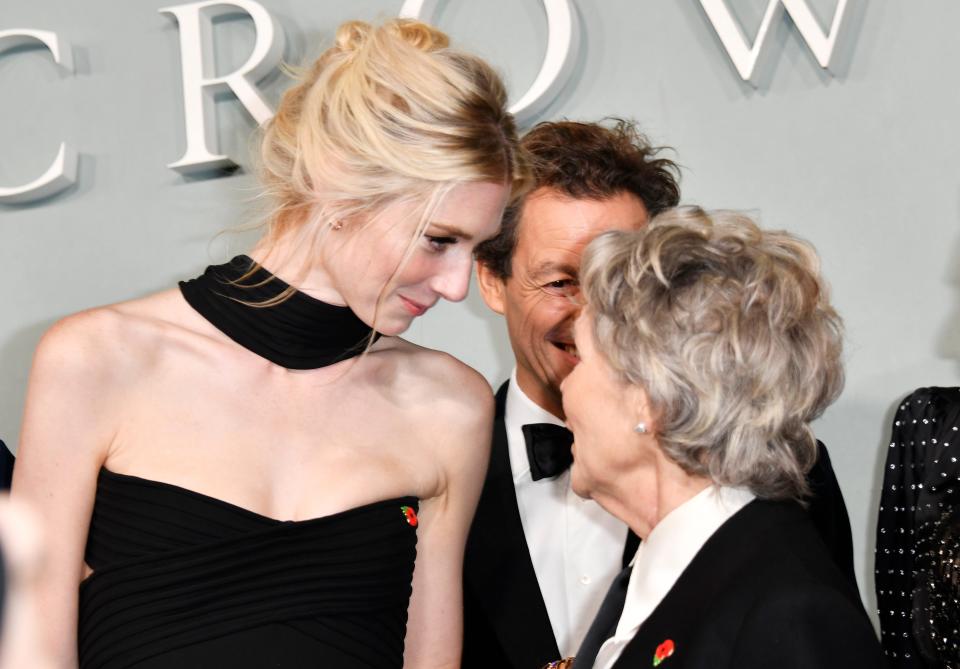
3,0,959,626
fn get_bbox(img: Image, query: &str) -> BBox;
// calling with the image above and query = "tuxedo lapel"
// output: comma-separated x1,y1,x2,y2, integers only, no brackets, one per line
0,439,13,491
464,381,561,667
622,530,640,568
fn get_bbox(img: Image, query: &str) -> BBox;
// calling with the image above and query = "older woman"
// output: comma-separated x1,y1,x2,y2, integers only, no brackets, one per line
562,208,882,669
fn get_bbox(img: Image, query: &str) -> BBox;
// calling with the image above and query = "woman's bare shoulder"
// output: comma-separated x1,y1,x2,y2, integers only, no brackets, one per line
369,339,494,498
19,291,193,465
371,337,494,420
33,289,195,381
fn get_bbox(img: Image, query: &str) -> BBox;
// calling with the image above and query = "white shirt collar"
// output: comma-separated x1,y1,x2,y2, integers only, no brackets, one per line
593,485,755,669
616,485,755,638
505,368,566,483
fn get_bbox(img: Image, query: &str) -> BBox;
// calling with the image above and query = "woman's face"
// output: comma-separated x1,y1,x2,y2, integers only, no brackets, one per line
324,181,510,335
561,311,652,500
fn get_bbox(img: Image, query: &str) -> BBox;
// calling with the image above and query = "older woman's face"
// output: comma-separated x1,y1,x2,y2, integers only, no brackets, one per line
561,311,651,500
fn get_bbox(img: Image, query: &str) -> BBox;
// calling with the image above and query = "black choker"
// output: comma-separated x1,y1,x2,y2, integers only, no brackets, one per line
179,255,378,370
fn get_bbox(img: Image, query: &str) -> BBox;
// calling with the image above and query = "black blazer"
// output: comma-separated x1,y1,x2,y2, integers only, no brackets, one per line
604,500,882,669
462,382,858,669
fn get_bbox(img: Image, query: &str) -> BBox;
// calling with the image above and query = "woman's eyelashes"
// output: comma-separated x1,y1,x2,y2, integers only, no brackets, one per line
425,235,458,252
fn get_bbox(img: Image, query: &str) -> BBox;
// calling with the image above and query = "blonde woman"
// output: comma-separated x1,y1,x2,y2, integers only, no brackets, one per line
562,209,882,668
13,19,526,669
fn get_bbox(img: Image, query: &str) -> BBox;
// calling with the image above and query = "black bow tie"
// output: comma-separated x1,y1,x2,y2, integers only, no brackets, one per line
522,423,574,481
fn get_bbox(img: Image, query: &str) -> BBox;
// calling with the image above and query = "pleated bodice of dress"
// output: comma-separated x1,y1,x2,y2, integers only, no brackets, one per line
79,468,418,669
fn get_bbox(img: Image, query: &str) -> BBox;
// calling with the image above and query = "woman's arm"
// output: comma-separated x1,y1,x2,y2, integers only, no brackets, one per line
402,362,494,669
0,496,57,669
12,313,118,667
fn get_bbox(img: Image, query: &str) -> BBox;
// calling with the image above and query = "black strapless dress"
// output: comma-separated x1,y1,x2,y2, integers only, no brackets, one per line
78,469,418,668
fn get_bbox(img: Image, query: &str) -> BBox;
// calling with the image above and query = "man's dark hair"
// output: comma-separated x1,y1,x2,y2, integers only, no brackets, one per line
474,119,680,279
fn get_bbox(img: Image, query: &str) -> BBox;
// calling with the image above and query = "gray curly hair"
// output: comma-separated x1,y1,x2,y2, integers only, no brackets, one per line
580,207,844,500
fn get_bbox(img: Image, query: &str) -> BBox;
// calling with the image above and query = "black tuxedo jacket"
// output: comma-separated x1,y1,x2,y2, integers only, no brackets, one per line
462,382,857,669
602,500,882,668
462,382,639,669
0,440,12,491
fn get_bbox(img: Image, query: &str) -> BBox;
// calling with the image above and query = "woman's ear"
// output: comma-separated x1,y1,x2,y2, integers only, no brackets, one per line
628,383,657,435
476,261,506,315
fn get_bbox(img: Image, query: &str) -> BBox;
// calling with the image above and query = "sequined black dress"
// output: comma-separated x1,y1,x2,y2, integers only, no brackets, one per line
876,387,960,668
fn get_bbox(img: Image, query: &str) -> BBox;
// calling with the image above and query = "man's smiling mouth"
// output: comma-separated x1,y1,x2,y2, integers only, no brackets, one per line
549,338,579,359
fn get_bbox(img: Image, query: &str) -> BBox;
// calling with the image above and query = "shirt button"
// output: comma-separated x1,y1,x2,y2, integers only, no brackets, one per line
580,575,592,585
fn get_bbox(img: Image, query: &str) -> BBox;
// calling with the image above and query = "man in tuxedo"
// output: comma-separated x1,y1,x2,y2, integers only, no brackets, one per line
464,120,858,668
464,120,682,668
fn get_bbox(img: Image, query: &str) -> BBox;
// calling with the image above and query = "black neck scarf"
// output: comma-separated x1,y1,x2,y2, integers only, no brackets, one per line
179,255,379,370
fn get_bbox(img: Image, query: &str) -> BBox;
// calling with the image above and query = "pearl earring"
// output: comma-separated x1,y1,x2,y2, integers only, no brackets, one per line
633,422,648,434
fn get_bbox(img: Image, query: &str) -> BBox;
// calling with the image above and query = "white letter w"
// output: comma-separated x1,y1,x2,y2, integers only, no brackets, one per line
698,0,849,83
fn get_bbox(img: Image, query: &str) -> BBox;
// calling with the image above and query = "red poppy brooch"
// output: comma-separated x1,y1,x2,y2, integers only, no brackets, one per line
401,505,418,527
653,639,675,666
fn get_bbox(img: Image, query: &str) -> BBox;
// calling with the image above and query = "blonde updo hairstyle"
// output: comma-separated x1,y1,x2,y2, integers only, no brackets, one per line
257,19,527,275
580,208,844,500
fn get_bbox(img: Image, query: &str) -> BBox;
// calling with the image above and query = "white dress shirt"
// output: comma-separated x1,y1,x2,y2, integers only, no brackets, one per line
505,369,630,658
592,485,756,669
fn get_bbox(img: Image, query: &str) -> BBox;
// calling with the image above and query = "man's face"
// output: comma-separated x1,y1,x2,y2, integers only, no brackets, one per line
478,187,649,418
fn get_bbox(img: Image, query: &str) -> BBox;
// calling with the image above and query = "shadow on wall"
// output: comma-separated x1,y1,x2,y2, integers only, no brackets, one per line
462,280,515,384
866,188,960,625
861,392,902,630
936,190,960,374
0,319,55,455
409,281,515,388
0,40,94,210
0,154,95,213
528,0,590,128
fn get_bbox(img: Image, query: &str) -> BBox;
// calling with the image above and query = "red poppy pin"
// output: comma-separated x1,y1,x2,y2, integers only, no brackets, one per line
653,639,675,666
401,505,418,527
